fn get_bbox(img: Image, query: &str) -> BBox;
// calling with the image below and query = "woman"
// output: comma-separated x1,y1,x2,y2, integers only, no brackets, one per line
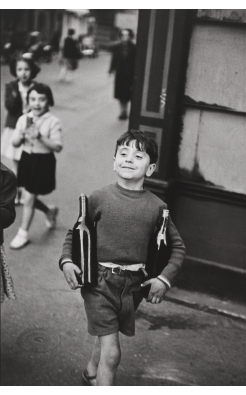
109,29,136,120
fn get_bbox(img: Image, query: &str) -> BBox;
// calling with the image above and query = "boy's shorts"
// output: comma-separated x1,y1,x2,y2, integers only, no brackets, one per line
81,264,145,337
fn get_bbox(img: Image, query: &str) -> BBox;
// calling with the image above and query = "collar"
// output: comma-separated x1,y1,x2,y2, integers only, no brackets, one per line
27,111,51,121
18,81,33,93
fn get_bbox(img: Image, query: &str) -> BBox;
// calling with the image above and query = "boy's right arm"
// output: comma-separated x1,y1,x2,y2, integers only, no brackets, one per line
59,229,82,290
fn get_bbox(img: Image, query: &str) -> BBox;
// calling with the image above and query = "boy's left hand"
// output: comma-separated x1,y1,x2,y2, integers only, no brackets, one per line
141,278,167,303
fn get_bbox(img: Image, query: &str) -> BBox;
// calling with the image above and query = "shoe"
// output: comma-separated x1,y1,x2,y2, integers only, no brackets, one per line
82,369,96,386
45,206,58,229
118,113,128,120
10,228,29,250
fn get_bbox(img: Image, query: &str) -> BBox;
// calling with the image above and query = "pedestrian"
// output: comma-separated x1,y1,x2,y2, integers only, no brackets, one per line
59,130,186,386
109,29,136,120
59,28,80,82
10,83,63,250
0,162,17,303
1,53,40,204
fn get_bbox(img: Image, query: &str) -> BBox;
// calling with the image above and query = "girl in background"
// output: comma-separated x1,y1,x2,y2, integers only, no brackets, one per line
10,83,63,250
1,54,40,204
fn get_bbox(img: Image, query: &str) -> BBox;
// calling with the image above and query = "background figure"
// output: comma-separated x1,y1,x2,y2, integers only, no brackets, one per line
109,29,136,120
59,29,80,82
0,162,17,303
27,31,43,62
1,54,40,204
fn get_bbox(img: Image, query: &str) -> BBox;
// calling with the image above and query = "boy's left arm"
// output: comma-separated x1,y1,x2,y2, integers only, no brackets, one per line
142,216,186,303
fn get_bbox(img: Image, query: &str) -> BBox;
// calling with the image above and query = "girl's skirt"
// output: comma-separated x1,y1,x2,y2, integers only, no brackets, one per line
17,151,56,195
1,127,23,161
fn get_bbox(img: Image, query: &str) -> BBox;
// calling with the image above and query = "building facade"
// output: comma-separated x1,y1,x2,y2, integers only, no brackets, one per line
129,10,246,298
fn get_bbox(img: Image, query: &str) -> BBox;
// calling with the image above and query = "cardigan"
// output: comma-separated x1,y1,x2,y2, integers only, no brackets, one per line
12,111,63,154
4,80,36,129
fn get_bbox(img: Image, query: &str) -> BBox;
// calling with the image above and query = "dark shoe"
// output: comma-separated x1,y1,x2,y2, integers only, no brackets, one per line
118,113,128,120
82,369,96,386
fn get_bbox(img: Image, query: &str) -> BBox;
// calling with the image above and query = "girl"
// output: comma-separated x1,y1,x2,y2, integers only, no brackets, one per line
10,83,63,250
1,54,40,204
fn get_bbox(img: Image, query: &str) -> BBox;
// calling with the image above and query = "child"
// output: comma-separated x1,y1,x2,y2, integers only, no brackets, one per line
10,83,63,250
1,54,40,204
59,130,186,386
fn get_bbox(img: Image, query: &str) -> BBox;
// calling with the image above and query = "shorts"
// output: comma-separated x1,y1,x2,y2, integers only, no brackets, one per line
81,264,145,337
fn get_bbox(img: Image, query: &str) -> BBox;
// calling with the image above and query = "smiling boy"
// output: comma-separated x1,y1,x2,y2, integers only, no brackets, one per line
59,130,185,386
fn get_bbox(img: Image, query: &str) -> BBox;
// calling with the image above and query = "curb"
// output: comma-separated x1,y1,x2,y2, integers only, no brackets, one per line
165,295,246,323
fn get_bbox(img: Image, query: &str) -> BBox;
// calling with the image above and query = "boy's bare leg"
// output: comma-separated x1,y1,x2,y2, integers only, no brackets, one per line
86,336,101,385
96,332,121,386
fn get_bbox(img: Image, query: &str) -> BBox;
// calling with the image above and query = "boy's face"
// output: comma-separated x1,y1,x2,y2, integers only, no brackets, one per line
16,60,31,84
113,140,156,186
28,90,49,117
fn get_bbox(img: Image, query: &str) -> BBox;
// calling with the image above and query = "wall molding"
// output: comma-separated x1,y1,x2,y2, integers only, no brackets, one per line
174,179,246,207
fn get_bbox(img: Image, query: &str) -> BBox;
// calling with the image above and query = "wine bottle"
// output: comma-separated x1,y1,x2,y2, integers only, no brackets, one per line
72,194,92,285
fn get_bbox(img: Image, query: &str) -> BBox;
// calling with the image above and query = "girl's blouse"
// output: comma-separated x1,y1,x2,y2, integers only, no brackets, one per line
13,111,63,154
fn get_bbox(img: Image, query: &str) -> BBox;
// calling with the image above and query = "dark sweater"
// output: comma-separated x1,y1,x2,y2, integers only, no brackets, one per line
60,183,186,284
5,80,37,128
0,163,17,244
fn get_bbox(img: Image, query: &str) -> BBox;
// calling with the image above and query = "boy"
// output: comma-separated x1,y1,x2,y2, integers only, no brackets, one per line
59,130,186,386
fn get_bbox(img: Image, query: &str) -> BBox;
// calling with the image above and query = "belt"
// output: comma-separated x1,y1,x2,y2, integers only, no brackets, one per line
103,265,148,277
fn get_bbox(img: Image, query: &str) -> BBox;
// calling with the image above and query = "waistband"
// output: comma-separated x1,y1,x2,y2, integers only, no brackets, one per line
98,262,145,271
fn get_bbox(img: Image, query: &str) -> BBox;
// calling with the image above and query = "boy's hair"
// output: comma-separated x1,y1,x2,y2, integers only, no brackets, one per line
115,130,158,164
27,83,54,107
9,54,40,79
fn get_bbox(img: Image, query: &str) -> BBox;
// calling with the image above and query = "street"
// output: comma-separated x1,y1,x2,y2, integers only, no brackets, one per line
1,53,246,386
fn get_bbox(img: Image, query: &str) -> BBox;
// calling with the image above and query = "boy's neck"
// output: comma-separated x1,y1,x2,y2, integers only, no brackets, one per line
117,178,144,191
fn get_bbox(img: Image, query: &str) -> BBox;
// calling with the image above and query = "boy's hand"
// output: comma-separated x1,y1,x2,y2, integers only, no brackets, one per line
62,262,82,290
141,278,167,303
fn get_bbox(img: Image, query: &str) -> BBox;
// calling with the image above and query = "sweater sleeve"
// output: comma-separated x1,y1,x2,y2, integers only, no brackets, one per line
0,165,17,230
160,216,186,285
59,229,73,269
49,117,63,149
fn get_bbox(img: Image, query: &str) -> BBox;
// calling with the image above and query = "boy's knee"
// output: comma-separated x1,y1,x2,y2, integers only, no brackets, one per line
101,346,121,369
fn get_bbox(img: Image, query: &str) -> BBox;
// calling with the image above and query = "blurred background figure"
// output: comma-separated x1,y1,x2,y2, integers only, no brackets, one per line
59,28,80,82
27,31,43,62
1,54,40,205
108,28,136,120
80,34,98,59
0,162,17,303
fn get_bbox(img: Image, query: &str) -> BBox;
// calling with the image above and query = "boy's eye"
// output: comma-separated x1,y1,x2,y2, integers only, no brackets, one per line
136,155,143,159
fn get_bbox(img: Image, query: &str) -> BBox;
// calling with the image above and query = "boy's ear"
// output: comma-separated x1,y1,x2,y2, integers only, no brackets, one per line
113,156,116,171
146,163,156,177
